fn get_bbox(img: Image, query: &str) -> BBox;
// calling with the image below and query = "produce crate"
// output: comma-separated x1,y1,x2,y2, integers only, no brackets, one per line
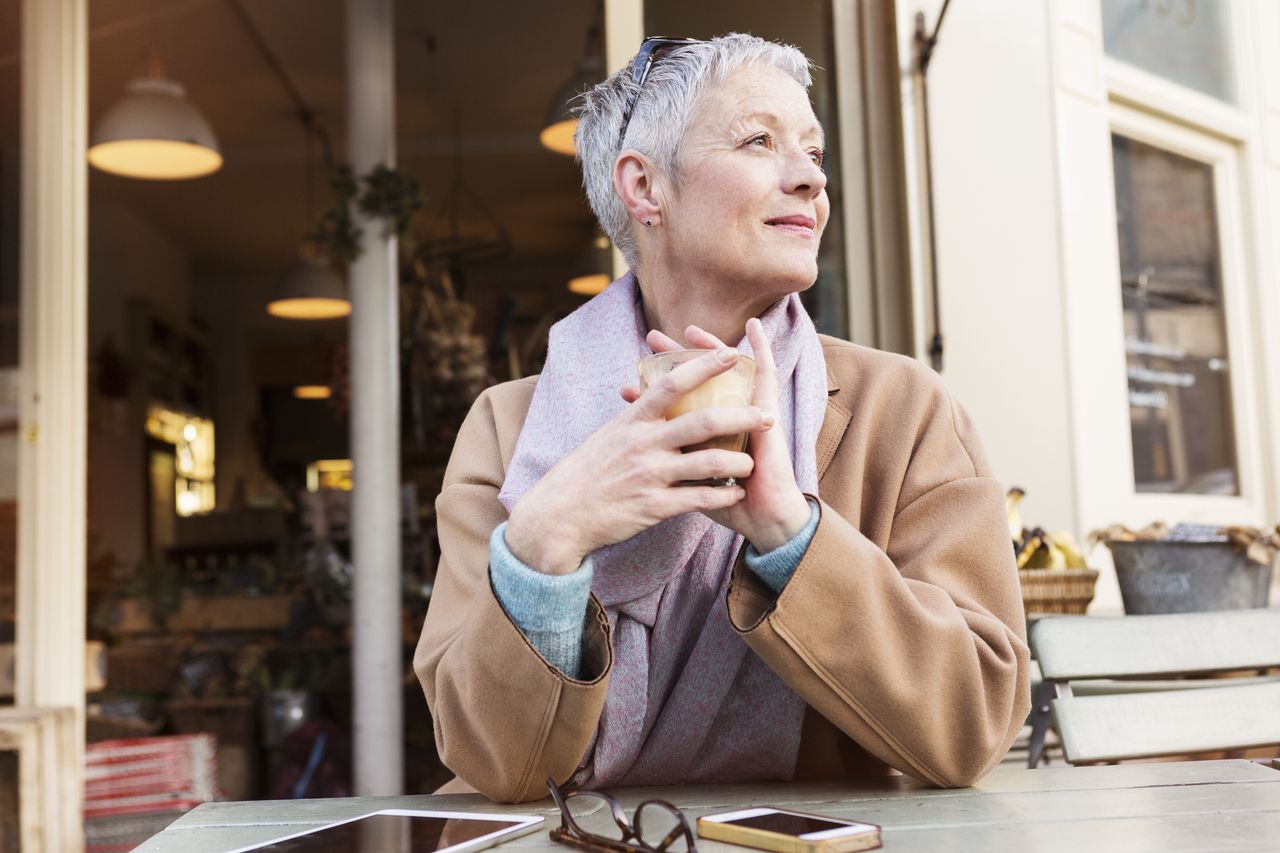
106,640,179,693
1019,568,1099,617
168,697,256,745
87,714,166,744
107,594,296,635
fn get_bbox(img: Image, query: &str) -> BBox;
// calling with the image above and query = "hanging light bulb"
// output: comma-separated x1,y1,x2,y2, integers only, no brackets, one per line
88,58,222,180
267,248,351,320
567,232,613,296
540,25,603,156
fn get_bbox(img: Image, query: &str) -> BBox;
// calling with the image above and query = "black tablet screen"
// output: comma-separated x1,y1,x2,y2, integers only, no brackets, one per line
246,814,525,852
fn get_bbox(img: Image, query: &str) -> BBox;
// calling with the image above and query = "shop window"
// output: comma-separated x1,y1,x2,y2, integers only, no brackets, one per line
307,459,353,492
1111,134,1239,495
145,406,216,516
1101,0,1237,104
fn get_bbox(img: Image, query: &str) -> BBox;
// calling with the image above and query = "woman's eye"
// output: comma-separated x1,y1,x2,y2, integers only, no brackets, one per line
747,133,771,147
810,148,826,168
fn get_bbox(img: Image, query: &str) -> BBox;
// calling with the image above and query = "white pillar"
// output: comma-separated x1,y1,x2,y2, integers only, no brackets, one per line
346,0,403,796
17,0,88,844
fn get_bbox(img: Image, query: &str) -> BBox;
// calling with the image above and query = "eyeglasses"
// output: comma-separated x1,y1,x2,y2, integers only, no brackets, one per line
617,37,705,149
546,776,698,853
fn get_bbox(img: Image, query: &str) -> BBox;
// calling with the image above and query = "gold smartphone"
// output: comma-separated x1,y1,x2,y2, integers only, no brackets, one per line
696,807,881,853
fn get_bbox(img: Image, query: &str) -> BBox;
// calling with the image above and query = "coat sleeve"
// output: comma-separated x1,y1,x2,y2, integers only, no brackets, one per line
726,382,1030,788
413,386,613,803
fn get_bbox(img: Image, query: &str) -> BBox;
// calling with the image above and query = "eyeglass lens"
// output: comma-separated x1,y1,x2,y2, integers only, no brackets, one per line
548,778,695,853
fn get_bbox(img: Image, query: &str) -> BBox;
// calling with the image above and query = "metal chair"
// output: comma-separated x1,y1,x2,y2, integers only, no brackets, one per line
1027,609,1280,767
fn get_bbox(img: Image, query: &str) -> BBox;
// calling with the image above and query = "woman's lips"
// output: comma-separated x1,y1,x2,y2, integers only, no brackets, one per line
764,215,816,237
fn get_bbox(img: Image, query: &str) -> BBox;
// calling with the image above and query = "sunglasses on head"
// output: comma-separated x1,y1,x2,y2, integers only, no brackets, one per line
617,37,705,149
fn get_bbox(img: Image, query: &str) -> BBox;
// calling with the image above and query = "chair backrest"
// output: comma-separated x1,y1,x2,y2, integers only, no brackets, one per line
1032,609,1280,680
1029,610,1280,764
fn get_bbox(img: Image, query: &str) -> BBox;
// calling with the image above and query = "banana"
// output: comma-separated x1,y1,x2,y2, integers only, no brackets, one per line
1049,530,1088,569
1019,526,1068,570
1016,527,1045,569
1042,536,1068,570
1005,486,1026,544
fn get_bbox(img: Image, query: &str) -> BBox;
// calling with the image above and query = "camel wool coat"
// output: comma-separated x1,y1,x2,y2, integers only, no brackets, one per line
414,336,1031,803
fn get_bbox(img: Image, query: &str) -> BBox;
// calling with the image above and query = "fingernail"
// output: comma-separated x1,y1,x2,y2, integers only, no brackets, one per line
761,410,776,427
717,348,737,363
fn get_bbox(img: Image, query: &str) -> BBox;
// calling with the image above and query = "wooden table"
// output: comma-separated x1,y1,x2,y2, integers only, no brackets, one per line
138,759,1280,853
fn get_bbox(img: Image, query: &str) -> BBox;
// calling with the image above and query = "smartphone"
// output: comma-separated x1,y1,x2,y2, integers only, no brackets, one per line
697,807,881,853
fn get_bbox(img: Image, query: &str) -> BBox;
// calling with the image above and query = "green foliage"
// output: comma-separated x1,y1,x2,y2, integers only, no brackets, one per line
359,164,424,238
310,163,424,266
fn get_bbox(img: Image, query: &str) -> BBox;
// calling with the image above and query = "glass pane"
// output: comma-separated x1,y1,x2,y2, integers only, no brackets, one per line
1101,0,1237,104
1111,134,1239,495
643,0,849,339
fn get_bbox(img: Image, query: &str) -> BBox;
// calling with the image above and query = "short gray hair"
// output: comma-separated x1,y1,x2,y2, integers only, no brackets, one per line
575,33,813,268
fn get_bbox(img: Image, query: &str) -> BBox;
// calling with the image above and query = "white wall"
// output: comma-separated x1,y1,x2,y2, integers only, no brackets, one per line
893,1,1086,569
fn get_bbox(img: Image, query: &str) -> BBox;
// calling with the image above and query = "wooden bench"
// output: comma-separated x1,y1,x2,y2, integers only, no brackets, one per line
0,706,80,852
1027,609,1280,767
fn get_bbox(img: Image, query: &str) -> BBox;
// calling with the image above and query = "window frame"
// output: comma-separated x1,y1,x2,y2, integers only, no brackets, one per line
1105,102,1267,524
1077,0,1272,526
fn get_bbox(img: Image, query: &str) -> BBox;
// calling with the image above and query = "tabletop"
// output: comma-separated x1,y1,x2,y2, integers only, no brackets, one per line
138,759,1280,853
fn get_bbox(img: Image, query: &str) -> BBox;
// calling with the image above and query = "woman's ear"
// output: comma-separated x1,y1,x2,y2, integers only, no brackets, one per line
614,152,663,228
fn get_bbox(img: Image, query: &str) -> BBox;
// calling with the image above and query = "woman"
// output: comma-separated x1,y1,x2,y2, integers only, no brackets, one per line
415,33,1029,803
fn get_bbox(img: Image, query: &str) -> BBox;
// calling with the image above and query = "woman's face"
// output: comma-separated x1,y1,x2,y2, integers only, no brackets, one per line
660,63,829,300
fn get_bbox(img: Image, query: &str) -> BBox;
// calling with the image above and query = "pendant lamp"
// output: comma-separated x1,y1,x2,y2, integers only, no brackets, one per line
540,25,603,156
88,60,222,180
294,385,333,400
267,250,351,320
567,232,613,296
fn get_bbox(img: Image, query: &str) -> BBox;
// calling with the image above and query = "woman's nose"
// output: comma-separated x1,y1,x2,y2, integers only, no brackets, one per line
783,148,827,198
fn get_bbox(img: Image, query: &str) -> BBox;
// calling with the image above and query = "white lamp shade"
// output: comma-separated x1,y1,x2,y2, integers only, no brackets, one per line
267,255,351,320
88,77,223,180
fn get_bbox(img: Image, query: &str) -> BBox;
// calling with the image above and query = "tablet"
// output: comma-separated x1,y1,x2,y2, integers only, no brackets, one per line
225,809,545,853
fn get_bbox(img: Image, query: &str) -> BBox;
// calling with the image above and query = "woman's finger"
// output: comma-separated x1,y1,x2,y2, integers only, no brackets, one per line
746,318,780,414
684,324,730,350
664,448,755,484
620,384,642,403
668,484,747,515
633,348,739,421
661,405,772,449
646,329,684,352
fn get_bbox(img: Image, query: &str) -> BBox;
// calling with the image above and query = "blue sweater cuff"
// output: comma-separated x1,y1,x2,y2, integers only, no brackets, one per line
488,522,593,679
744,498,821,595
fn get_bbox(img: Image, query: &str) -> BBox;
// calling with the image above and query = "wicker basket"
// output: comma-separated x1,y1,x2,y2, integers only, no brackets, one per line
1018,568,1100,617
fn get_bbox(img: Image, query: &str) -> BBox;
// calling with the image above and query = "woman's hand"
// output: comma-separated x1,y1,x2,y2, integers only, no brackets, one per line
505,348,774,575
621,319,812,552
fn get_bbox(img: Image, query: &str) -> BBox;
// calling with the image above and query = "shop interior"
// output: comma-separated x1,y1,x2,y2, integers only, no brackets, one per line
0,0,848,803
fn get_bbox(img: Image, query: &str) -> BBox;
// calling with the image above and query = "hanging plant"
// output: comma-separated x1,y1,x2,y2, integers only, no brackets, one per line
359,164,424,238
310,165,361,265
310,164,424,266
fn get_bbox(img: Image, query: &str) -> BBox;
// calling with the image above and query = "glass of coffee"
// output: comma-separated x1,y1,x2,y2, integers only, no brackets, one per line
637,349,757,486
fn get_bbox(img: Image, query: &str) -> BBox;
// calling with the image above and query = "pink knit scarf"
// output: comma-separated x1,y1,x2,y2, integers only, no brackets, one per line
498,272,828,788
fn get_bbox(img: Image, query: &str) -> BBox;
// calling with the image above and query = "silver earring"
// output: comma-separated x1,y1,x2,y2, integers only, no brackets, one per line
644,219,652,227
